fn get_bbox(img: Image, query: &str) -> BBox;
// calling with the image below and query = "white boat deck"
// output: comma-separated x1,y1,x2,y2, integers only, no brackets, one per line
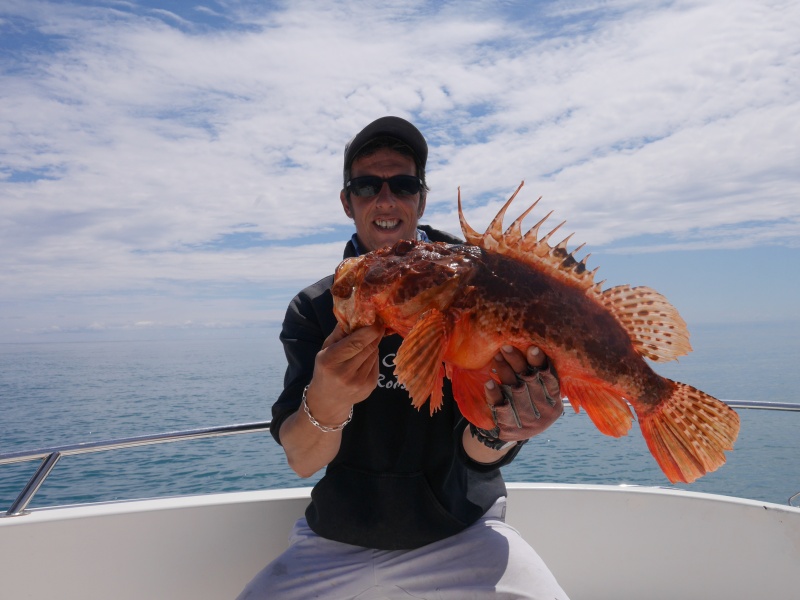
1,483,799,599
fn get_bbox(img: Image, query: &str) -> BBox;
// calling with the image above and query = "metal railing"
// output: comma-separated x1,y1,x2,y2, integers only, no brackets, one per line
721,400,800,411
2,399,799,517
0,421,271,518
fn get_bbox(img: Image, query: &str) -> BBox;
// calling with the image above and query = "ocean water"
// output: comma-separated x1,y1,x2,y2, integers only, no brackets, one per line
1,321,799,511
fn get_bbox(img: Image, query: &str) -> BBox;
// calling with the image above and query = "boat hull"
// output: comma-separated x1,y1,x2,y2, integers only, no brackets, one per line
1,484,798,599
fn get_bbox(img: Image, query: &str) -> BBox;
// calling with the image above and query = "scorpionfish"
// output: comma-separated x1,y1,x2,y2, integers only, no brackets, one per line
331,183,740,483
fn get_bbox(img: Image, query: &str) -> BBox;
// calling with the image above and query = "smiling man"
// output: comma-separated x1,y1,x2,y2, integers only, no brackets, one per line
237,117,569,599
340,135,426,253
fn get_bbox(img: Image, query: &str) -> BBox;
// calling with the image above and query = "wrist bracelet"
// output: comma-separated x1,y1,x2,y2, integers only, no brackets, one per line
302,384,353,432
469,423,518,451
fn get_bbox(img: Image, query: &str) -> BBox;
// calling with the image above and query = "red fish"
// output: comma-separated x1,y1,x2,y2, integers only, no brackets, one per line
331,183,740,483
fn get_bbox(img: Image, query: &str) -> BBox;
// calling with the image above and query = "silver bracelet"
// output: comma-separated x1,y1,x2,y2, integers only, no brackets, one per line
301,384,353,432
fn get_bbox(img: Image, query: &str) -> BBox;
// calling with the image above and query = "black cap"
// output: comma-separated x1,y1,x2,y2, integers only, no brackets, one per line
343,116,428,182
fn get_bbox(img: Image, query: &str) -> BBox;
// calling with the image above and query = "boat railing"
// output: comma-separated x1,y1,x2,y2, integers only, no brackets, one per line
2,399,799,518
0,421,271,518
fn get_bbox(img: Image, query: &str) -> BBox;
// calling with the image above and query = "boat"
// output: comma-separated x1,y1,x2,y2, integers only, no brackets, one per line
2,400,799,600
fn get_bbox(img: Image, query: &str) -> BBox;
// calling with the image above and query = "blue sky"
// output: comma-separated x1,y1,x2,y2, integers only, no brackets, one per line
1,0,798,343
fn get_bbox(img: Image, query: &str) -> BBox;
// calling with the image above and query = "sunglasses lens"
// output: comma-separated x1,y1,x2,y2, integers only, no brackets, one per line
388,175,421,196
348,176,421,197
349,176,382,197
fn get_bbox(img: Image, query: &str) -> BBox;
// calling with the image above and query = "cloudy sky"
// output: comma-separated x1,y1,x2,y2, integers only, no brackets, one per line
1,0,798,343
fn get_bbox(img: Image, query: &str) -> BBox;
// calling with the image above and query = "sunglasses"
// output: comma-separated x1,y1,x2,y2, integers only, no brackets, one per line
346,175,423,198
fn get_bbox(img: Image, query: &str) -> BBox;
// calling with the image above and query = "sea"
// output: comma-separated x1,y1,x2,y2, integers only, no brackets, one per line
1,320,799,511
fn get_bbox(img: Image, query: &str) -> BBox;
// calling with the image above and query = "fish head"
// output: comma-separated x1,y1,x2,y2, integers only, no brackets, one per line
331,239,475,336
331,256,377,334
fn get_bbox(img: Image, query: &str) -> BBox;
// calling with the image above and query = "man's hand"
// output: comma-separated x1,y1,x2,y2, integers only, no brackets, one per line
280,322,384,478
484,345,563,441
463,345,563,464
306,322,385,424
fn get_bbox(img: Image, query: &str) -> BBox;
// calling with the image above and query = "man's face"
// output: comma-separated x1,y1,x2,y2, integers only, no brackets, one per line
340,148,425,253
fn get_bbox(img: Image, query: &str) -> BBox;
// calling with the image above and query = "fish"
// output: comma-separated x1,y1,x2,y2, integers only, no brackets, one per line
330,182,740,483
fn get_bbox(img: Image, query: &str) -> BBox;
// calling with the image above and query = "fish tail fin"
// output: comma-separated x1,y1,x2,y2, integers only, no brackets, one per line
446,364,496,430
561,377,634,437
638,381,740,484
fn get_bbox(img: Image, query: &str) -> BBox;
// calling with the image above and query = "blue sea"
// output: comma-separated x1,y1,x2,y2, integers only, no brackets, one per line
1,321,799,511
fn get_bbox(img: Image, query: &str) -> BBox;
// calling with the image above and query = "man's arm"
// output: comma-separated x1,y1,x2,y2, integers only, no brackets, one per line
279,323,384,478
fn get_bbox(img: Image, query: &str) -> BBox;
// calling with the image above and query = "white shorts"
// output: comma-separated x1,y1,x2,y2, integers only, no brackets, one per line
236,497,569,600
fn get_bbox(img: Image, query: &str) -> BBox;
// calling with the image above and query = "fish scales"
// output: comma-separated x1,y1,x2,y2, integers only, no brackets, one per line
429,246,669,408
331,183,740,484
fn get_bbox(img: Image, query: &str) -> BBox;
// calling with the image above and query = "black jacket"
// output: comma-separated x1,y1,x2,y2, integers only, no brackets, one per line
270,225,523,549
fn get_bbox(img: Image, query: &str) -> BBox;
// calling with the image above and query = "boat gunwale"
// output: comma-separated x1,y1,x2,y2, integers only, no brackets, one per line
3,482,799,525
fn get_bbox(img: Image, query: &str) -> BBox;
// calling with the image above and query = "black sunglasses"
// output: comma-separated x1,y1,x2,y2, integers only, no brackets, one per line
346,175,423,198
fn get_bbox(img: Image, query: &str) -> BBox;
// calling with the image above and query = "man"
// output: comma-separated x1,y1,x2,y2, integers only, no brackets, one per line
237,117,569,599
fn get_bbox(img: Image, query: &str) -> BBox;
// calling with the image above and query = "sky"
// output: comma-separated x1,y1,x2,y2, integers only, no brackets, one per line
1,0,799,344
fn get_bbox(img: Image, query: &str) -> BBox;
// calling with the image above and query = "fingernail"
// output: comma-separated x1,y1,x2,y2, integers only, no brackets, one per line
486,380,496,390
528,347,540,358
502,344,514,353
494,353,504,362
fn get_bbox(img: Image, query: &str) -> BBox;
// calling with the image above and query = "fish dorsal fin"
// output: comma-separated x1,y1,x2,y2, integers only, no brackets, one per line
458,182,692,362
597,285,692,362
458,182,599,293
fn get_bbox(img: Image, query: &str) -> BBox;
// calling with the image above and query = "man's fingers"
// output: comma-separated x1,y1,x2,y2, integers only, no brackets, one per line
498,345,546,376
484,379,504,405
312,323,386,407
526,346,546,368
482,345,562,441
499,345,527,375
321,323,348,350
322,323,385,363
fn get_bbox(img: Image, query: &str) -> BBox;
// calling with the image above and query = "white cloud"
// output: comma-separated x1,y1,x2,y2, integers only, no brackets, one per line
0,0,798,339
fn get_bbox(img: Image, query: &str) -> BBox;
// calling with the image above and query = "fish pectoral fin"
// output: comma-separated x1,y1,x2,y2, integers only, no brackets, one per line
638,381,740,484
561,377,634,438
429,363,446,415
394,309,449,412
447,365,496,430
596,285,692,363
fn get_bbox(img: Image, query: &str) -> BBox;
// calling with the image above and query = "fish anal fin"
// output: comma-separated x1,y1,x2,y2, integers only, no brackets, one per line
446,364,496,430
596,285,692,362
638,381,740,484
394,309,449,411
561,377,634,438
